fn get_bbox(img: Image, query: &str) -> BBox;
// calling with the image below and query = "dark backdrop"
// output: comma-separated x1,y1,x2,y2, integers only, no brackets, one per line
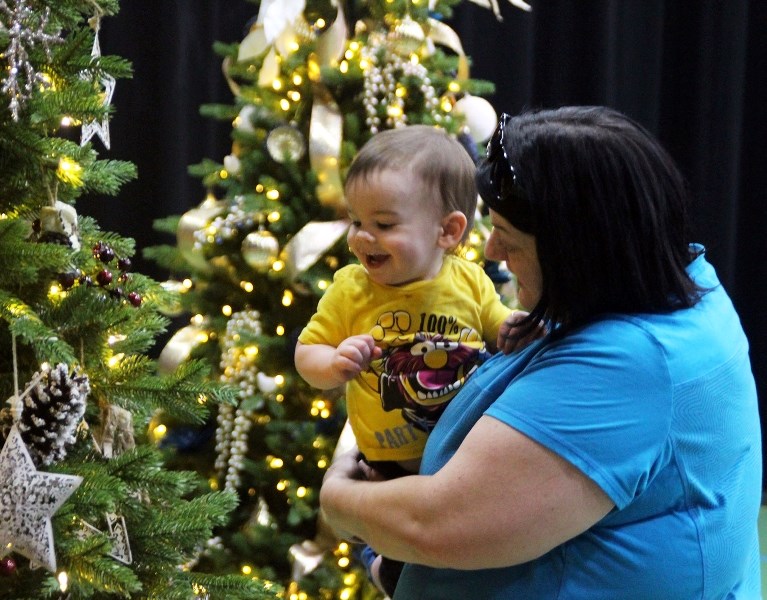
80,1,766,487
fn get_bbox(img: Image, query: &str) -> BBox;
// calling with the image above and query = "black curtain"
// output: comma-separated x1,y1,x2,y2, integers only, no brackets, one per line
80,0,766,486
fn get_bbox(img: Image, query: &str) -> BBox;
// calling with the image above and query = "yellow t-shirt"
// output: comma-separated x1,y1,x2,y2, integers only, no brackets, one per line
298,254,512,461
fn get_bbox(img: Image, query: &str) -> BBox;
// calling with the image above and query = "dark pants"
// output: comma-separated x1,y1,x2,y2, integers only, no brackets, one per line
361,457,413,598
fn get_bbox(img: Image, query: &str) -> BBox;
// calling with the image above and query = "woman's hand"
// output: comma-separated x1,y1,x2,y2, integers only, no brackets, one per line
497,310,547,354
321,447,376,542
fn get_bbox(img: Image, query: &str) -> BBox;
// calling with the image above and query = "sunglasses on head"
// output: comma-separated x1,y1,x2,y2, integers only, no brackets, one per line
486,113,522,204
480,113,534,232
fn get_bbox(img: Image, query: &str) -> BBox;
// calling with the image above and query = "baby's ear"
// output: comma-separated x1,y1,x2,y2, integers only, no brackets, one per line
439,211,468,249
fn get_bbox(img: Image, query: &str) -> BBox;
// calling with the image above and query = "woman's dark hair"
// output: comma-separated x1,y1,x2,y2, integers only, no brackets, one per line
476,106,705,335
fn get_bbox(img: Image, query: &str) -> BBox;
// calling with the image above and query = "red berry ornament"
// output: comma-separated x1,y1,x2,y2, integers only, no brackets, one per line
127,291,142,307
0,556,16,575
96,269,113,286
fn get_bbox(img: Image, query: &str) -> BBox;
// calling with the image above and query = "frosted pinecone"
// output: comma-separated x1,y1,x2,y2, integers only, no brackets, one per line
18,363,89,466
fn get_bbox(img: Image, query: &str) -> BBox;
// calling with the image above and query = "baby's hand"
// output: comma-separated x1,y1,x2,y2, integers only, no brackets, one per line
332,335,383,382
497,311,546,354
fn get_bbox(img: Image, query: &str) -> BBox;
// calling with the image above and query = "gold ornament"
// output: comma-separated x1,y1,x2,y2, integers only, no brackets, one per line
388,14,426,55
266,125,306,162
242,230,280,271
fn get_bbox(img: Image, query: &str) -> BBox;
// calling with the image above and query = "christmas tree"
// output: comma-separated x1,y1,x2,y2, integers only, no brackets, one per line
0,1,273,598
147,1,527,598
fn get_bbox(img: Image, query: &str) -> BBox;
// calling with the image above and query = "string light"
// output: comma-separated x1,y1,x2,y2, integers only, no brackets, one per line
56,157,83,186
57,571,68,592
222,304,232,316
282,290,294,306
107,353,125,368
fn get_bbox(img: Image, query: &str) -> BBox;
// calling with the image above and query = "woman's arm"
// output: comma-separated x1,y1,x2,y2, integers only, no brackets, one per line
320,415,614,569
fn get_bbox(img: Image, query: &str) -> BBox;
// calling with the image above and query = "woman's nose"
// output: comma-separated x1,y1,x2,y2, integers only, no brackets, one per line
484,232,502,261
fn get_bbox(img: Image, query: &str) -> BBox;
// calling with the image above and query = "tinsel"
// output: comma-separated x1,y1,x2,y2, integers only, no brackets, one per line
0,0,63,120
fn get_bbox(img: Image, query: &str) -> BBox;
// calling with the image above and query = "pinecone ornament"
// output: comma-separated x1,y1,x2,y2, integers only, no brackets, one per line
18,363,89,466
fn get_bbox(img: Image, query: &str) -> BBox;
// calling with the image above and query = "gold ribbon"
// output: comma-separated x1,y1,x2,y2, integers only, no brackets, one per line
431,0,532,20
426,18,470,80
309,84,346,215
283,219,350,281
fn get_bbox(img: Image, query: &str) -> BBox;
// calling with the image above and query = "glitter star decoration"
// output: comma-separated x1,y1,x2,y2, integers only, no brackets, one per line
0,425,82,572
0,0,63,120
80,26,115,149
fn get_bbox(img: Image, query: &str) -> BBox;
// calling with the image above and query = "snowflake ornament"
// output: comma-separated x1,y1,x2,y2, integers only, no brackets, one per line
0,425,82,572
0,0,63,120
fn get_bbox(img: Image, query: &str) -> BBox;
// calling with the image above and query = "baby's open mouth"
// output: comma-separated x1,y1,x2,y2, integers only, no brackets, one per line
366,254,389,268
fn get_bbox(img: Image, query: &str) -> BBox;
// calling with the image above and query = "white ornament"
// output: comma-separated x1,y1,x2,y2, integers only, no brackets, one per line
235,105,258,133
39,200,80,250
256,372,278,394
452,95,498,143
223,153,241,176
0,425,82,572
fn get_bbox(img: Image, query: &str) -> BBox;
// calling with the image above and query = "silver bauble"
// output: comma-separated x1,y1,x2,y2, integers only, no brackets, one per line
266,125,306,163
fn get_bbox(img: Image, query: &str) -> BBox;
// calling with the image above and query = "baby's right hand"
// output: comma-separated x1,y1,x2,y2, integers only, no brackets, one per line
333,335,383,382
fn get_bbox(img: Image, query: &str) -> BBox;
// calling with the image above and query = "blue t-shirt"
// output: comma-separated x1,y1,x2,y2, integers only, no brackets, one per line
394,250,762,600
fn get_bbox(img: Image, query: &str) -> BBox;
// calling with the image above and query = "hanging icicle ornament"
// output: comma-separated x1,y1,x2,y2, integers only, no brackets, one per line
0,0,63,120
80,16,115,149
78,512,133,564
214,310,262,491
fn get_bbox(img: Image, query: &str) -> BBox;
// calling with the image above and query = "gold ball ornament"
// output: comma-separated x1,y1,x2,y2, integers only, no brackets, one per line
242,230,280,271
387,14,425,55
266,125,306,163
452,95,498,143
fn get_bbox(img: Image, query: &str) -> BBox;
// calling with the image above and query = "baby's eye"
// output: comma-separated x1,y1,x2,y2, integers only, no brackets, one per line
376,222,395,230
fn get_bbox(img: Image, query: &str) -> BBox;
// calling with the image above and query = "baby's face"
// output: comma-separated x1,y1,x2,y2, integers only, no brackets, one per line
345,168,447,286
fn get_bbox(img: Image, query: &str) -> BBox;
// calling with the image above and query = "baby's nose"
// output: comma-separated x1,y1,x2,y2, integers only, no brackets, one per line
355,229,375,243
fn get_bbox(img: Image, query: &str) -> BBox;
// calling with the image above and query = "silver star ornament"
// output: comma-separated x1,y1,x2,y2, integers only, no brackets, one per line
0,425,82,572
80,28,115,149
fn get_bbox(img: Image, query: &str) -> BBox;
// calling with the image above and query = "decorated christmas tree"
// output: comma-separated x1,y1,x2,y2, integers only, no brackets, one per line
0,1,272,598
148,0,527,598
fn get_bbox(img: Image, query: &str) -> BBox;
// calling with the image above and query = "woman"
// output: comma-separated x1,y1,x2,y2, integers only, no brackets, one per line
319,106,762,599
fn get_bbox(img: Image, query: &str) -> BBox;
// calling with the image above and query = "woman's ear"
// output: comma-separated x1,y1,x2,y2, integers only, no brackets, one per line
439,211,468,249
